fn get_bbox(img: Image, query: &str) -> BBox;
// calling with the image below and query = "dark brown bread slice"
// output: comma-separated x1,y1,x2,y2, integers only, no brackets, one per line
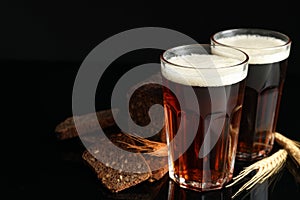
82,132,168,192
117,132,169,182
55,108,118,140
107,132,169,182
82,149,151,193
82,132,151,193
127,73,166,143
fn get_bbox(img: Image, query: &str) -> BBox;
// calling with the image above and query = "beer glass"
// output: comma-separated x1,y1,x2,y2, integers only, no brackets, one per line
160,44,248,191
211,28,291,161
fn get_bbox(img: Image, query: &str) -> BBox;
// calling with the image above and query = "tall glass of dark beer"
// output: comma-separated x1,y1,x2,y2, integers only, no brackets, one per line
160,44,248,191
211,28,291,161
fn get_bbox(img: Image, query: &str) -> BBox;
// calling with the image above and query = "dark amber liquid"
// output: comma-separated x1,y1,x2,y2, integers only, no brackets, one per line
163,77,246,191
237,59,288,161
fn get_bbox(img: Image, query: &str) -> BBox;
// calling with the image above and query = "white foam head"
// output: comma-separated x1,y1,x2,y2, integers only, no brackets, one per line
161,54,248,87
214,34,291,64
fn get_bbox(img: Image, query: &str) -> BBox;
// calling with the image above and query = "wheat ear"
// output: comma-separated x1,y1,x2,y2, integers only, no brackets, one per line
227,149,288,199
275,132,300,166
117,134,168,157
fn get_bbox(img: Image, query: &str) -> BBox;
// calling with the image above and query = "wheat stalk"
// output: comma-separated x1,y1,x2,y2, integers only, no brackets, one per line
227,149,288,199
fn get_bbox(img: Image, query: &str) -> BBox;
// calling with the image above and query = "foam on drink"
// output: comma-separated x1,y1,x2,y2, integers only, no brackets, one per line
216,35,290,64
161,54,247,87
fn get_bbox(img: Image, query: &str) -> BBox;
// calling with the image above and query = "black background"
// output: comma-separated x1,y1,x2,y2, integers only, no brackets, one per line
3,1,300,199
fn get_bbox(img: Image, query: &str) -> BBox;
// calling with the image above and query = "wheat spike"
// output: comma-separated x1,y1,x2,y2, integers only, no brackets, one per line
117,133,168,157
227,149,288,199
275,132,300,166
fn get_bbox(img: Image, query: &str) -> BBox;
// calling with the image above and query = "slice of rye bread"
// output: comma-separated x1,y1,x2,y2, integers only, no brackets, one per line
127,73,166,143
82,150,151,193
82,132,151,193
107,132,168,182
55,108,119,140
82,132,168,192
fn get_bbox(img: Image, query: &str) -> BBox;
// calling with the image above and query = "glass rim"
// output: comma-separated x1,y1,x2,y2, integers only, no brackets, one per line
160,43,249,70
211,28,292,51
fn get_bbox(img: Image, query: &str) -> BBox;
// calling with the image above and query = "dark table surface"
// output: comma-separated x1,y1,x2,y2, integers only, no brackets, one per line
5,59,300,200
